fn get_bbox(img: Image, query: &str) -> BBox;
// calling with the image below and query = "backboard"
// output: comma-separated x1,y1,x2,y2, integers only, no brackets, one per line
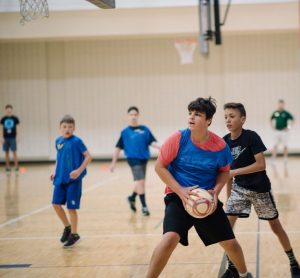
85,0,115,9
198,0,211,55
198,0,222,56
213,0,222,45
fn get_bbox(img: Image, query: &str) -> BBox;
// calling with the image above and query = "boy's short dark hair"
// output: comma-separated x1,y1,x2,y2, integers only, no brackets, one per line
188,97,217,120
60,115,75,125
223,102,246,117
127,106,139,114
5,104,13,109
278,99,285,103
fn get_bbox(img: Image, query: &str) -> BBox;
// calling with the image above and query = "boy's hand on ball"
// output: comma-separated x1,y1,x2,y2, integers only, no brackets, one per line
179,186,198,206
207,189,217,213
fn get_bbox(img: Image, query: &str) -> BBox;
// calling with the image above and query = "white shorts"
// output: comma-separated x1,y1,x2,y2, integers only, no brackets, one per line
274,130,289,147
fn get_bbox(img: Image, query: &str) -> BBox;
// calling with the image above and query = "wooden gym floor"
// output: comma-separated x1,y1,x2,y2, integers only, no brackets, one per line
0,158,299,278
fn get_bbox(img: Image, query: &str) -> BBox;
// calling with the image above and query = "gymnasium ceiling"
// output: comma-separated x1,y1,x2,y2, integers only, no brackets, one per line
0,0,296,40
0,0,296,12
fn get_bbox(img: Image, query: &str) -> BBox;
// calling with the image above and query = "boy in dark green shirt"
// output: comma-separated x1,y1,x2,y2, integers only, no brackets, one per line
270,99,294,166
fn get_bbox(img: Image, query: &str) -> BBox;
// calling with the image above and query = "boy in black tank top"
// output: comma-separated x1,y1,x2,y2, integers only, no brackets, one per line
220,103,300,278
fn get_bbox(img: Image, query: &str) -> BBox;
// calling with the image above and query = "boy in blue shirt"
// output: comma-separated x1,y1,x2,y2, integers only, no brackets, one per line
51,115,92,248
146,98,252,278
110,106,160,216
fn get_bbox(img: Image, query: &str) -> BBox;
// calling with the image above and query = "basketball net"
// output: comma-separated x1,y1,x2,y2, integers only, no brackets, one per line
19,0,49,25
174,39,197,65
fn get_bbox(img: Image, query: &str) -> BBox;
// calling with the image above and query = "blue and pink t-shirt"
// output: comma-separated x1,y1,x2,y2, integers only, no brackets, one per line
158,128,232,194
54,135,87,186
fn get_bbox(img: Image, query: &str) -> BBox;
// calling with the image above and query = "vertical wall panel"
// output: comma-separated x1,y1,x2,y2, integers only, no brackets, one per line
0,31,299,160
0,42,49,159
223,32,300,149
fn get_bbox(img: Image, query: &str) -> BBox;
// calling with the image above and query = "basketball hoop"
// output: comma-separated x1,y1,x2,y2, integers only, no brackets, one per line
19,0,49,25
174,39,197,65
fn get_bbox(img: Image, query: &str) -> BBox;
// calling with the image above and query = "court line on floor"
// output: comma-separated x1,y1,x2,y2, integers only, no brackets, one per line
1,229,300,241
0,176,119,229
256,219,261,278
217,253,227,278
0,234,160,241
4,261,247,269
218,218,273,278
154,218,163,229
0,264,31,269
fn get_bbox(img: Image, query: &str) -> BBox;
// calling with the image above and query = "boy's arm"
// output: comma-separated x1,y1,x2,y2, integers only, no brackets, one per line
210,170,230,201
0,124,3,144
16,124,20,142
50,161,57,181
69,150,92,180
270,113,276,129
155,159,197,207
150,142,160,150
288,117,295,129
270,118,275,129
110,147,121,172
230,152,265,178
206,170,230,212
226,178,233,200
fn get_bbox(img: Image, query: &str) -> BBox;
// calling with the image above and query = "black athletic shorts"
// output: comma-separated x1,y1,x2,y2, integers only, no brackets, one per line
163,193,235,246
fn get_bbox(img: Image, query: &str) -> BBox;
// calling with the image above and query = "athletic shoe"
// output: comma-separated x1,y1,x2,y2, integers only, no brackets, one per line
291,265,300,278
63,233,80,248
142,206,150,216
220,268,239,278
5,168,11,175
60,226,71,243
127,196,136,212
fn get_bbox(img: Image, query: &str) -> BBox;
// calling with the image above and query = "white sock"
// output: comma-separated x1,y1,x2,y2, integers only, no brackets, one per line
270,157,276,165
239,272,248,277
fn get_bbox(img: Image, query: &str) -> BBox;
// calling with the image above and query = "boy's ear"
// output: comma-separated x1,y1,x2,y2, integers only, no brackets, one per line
241,116,246,124
207,118,212,126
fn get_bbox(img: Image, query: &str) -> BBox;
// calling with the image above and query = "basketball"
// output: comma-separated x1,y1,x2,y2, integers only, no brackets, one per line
185,188,216,218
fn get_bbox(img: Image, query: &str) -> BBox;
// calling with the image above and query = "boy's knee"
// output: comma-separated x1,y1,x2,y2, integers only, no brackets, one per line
221,238,240,252
53,204,61,209
162,232,180,249
269,220,282,234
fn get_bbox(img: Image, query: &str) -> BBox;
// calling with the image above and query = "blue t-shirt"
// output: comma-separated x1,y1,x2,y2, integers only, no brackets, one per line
116,125,156,162
167,129,232,190
54,135,87,186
